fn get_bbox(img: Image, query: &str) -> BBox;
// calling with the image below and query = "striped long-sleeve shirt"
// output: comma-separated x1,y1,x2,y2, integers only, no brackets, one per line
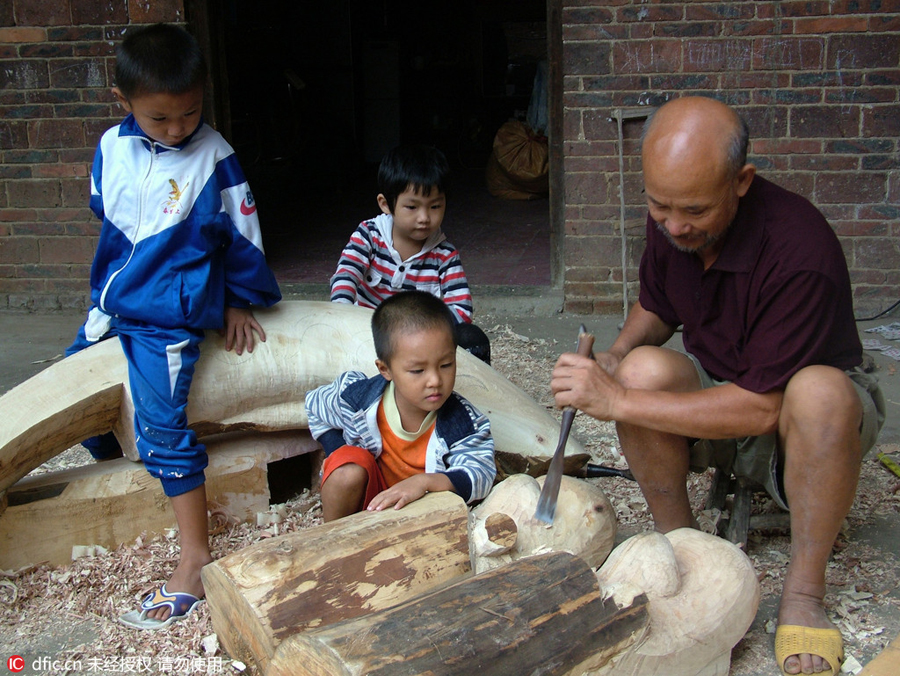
330,213,474,323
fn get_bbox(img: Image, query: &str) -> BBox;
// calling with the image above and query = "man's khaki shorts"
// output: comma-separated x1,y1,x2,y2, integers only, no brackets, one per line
686,354,886,511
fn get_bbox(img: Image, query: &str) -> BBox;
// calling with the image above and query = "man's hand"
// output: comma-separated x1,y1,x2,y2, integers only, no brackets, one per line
367,472,454,512
222,306,266,355
551,352,624,421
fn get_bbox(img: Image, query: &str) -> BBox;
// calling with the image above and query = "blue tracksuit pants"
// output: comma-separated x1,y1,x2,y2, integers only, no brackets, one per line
67,313,207,497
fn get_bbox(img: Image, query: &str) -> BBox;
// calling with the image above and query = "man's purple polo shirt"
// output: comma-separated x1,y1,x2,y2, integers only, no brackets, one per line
638,176,862,394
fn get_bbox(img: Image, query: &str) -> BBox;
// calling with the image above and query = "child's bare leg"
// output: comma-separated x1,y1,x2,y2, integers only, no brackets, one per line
322,463,368,521
145,484,213,621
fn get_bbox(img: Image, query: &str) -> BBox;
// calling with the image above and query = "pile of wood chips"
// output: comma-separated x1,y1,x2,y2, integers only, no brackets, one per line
1,324,899,675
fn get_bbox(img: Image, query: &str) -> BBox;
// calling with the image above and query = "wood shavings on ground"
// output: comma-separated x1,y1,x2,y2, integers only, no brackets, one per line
2,326,900,675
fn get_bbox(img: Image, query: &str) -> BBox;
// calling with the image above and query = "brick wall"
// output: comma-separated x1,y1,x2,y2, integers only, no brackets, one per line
1,1,899,316
560,0,900,317
0,0,184,311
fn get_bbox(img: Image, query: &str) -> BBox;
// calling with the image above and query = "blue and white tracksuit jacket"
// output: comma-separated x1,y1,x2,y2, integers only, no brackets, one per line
67,115,281,497
306,371,496,503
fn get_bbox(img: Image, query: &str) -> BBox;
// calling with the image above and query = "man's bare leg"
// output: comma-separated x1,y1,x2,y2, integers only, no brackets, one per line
615,347,702,532
778,366,862,675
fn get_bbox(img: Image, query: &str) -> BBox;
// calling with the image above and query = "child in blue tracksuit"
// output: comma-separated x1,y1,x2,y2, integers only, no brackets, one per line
65,23,281,629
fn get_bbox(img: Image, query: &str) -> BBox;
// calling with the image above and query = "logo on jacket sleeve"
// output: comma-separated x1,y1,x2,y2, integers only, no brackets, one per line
240,191,257,215
163,178,189,215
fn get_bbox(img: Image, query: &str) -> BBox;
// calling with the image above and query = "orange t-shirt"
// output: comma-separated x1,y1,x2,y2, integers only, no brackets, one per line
376,383,436,487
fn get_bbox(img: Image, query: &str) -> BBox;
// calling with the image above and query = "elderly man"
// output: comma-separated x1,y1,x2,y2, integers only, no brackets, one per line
551,97,884,676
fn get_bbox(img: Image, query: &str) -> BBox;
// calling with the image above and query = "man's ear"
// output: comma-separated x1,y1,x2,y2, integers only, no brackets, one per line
111,87,132,112
735,163,756,198
375,358,392,381
376,194,392,215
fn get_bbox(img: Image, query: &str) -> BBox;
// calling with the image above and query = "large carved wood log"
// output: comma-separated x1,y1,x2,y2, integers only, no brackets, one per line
0,301,586,506
267,551,650,676
0,431,319,569
201,491,472,673
859,630,900,676
469,474,615,573
591,528,760,676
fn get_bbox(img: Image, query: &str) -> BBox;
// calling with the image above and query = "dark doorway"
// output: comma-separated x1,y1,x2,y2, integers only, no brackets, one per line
207,0,551,289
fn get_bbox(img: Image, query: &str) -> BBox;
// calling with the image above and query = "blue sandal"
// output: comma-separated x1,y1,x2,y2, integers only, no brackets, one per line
118,583,204,630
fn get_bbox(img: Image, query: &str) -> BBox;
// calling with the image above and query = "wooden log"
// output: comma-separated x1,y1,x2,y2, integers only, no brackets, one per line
0,430,319,569
0,301,585,508
859,630,900,676
201,491,471,672
591,528,760,676
469,474,616,574
266,551,649,676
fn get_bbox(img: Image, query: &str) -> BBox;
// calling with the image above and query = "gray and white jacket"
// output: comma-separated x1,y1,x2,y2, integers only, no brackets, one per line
306,371,496,503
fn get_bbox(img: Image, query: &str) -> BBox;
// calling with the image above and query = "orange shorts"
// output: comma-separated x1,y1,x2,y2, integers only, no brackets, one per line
321,445,389,511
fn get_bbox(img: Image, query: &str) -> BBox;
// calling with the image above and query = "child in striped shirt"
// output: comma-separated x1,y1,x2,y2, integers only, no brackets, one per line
330,144,491,363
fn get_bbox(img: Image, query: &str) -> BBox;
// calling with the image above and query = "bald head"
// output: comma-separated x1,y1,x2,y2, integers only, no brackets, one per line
641,97,749,182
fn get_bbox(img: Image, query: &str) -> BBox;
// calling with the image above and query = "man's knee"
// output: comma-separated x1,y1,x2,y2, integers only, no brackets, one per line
783,365,862,429
617,346,699,391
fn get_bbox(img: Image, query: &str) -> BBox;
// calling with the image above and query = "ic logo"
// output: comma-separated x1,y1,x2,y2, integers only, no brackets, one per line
7,655,24,673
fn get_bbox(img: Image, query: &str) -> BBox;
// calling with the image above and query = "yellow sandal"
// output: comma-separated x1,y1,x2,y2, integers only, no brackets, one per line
774,624,844,676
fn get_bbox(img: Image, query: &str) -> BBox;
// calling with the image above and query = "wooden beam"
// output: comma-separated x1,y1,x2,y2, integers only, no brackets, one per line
1,301,586,511
267,551,649,676
0,431,319,569
201,491,471,672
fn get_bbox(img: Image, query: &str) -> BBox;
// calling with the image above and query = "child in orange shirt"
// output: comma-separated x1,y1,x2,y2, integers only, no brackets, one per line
305,291,496,520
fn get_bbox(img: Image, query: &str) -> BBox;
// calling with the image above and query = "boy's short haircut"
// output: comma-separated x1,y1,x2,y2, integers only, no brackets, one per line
378,144,450,213
372,291,457,363
115,23,208,100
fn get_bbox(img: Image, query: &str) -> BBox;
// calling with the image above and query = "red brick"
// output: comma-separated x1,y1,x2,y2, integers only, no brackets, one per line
13,0,71,27
564,42,612,76
862,105,900,138
128,0,184,23
795,17,868,34
49,58,106,88
566,171,610,205
815,173,887,205
0,1,13,26
855,239,900,270
0,208,39,222
753,139,822,155
752,37,825,71
33,163,88,178
39,236,94,264
0,121,30,150
725,20,779,37
0,279,46,294
0,27,48,42
774,1,835,18
70,0,127,25
829,35,900,71
0,61,50,90
60,177,89,207
0,237,39,264
613,40,681,74
12,222,66,236
28,119,85,149
789,155,858,172
616,4,682,22
790,105,860,139
7,180,61,208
